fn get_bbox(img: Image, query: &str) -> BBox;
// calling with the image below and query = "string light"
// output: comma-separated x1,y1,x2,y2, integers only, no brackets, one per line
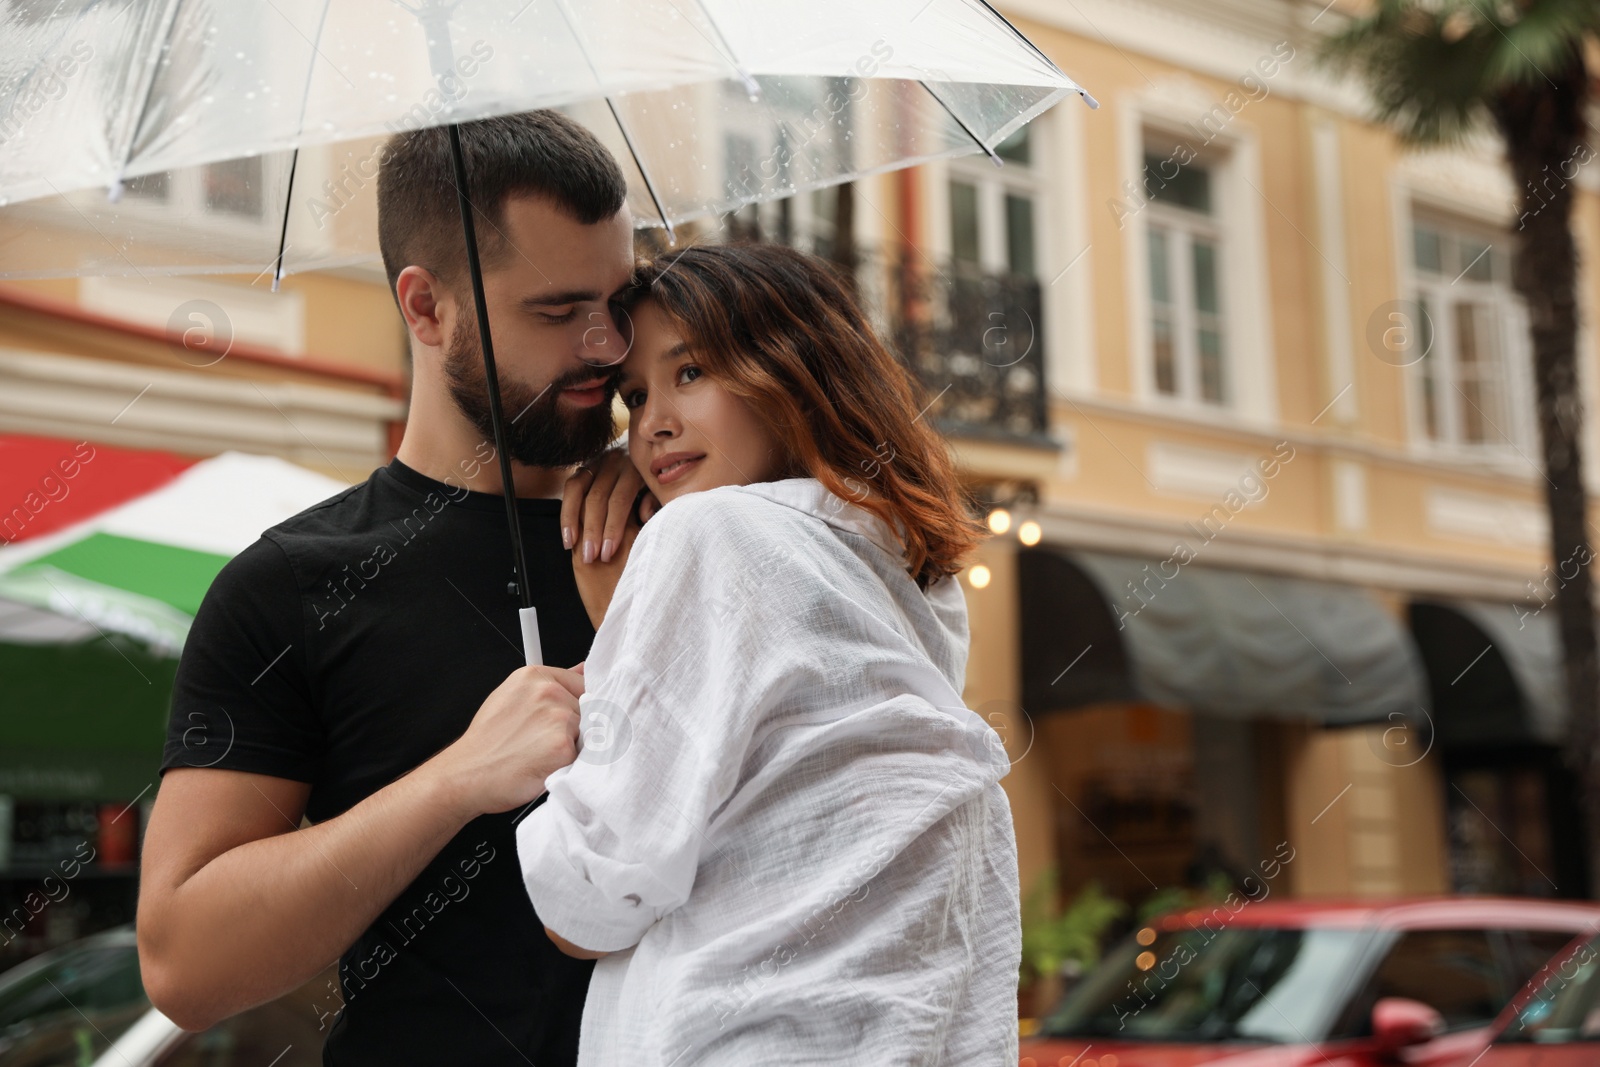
986,508,1011,535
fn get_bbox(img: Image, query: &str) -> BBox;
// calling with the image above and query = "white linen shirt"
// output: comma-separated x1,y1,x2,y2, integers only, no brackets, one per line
515,476,1020,1066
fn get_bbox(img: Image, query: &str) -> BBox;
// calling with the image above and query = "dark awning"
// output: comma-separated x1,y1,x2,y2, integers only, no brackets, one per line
1409,599,1564,746
1019,548,1429,724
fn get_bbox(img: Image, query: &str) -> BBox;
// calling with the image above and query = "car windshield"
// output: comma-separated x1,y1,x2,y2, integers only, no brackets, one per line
0,936,150,1067
1043,924,1368,1043
1498,936,1600,1044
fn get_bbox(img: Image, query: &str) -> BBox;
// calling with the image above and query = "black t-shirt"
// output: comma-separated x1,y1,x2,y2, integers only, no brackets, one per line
157,456,597,1066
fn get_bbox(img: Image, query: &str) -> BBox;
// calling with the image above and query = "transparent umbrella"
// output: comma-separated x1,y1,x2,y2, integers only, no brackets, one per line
0,0,1095,662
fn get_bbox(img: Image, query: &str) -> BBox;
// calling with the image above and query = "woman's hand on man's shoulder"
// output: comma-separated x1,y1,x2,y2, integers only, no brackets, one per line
571,521,640,630
561,447,658,565
565,448,656,629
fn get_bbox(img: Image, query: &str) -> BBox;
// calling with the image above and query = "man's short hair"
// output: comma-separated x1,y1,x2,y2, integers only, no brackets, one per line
376,110,628,301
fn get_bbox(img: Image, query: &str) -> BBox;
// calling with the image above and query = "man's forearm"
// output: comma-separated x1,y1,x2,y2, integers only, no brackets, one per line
545,924,612,960
142,762,481,1031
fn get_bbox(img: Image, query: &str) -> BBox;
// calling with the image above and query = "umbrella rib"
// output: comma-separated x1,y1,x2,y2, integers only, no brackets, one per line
972,0,1098,108
969,0,1076,86
447,123,535,610
605,99,675,239
675,0,761,98
272,0,335,291
919,82,1002,167
547,0,676,235
106,0,185,201
271,150,300,293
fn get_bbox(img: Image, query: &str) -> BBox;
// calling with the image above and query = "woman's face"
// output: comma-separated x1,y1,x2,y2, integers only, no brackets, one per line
620,300,787,505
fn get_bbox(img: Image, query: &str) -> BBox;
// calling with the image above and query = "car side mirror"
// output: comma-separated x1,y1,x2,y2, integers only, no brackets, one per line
1372,997,1445,1053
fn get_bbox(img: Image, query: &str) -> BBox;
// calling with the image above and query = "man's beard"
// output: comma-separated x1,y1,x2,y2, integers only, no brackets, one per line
442,317,619,468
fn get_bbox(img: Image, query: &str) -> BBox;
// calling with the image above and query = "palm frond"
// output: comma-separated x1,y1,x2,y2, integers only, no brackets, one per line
1317,0,1597,146
1486,0,1596,82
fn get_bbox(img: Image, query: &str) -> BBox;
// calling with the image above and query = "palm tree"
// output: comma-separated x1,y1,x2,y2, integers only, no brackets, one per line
1321,0,1599,894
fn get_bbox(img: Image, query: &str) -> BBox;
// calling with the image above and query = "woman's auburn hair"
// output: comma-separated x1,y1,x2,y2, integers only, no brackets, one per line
621,242,984,590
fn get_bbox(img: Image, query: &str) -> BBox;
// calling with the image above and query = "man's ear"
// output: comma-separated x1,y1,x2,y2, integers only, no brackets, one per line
396,264,450,349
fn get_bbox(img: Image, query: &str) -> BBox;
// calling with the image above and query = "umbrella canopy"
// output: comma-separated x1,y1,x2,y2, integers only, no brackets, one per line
0,0,1095,668
0,438,349,800
0,0,1095,278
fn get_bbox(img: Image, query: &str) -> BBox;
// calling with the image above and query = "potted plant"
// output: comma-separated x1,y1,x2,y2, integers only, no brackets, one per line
1018,872,1126,1027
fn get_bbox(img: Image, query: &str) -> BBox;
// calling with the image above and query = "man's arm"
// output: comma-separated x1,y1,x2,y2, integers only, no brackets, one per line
544,925,611,960
137,664,584,1032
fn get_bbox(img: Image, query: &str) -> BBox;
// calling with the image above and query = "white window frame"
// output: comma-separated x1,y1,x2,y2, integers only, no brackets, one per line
1145,186,1227,405
14,153,284,276
1122,81,1277,427
922,117,1059,412
946,123,1046,280
1403,206,1534,462
113,157,280,237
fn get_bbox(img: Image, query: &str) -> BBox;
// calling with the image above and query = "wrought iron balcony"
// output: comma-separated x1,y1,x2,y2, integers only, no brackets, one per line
883,255,1048,442
745,216,1050,442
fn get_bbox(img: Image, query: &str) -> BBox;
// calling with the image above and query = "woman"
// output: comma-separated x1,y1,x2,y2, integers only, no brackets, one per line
515,243,1020,1065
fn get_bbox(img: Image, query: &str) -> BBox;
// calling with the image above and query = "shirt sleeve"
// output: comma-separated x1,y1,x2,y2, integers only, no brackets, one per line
515,493,787,952
159,535,322,783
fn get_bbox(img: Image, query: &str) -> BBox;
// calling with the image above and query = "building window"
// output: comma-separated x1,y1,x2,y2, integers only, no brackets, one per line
123,158,271,223
913,122,1047,437
723,133,760,241
805,186,842,261
204,156,265,218
1411,217,1522,449
1144,150,1226,405
946,124,1038,281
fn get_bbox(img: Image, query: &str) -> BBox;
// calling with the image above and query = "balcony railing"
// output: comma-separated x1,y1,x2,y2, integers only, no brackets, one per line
776,234,1049,441
883,255,1048,441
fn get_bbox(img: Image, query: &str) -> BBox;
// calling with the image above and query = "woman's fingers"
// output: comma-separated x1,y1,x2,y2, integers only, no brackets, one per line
600,463,646,561
581,454,626,563
560,464,597,551
564,450,648,561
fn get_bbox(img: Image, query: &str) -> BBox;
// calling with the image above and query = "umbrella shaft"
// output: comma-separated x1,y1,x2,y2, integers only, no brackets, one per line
447,124,535,616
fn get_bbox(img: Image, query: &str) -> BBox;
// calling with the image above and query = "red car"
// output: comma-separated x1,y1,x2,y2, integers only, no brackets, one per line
1469,929,1600,1065
1021,897,1600,1067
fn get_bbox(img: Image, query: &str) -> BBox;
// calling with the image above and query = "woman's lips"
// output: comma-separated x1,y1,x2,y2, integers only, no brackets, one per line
654,455,703,485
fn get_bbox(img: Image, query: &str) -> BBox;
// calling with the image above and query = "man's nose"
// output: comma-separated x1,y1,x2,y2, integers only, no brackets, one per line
579,309,626,367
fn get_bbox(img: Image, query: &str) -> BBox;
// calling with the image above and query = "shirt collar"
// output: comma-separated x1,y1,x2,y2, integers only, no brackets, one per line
722,478,906,558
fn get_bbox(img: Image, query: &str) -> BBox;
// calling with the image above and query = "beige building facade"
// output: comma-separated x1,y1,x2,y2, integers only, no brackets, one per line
924,0,1592,910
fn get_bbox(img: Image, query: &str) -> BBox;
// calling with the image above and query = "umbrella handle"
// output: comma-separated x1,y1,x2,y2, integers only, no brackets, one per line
519,606,543,667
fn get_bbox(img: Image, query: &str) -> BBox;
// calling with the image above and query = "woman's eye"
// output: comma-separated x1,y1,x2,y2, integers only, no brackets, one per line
622,389,646,409
677,364,702,385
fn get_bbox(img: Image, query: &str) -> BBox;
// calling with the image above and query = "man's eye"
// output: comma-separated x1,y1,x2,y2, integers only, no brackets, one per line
539,307,577,324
